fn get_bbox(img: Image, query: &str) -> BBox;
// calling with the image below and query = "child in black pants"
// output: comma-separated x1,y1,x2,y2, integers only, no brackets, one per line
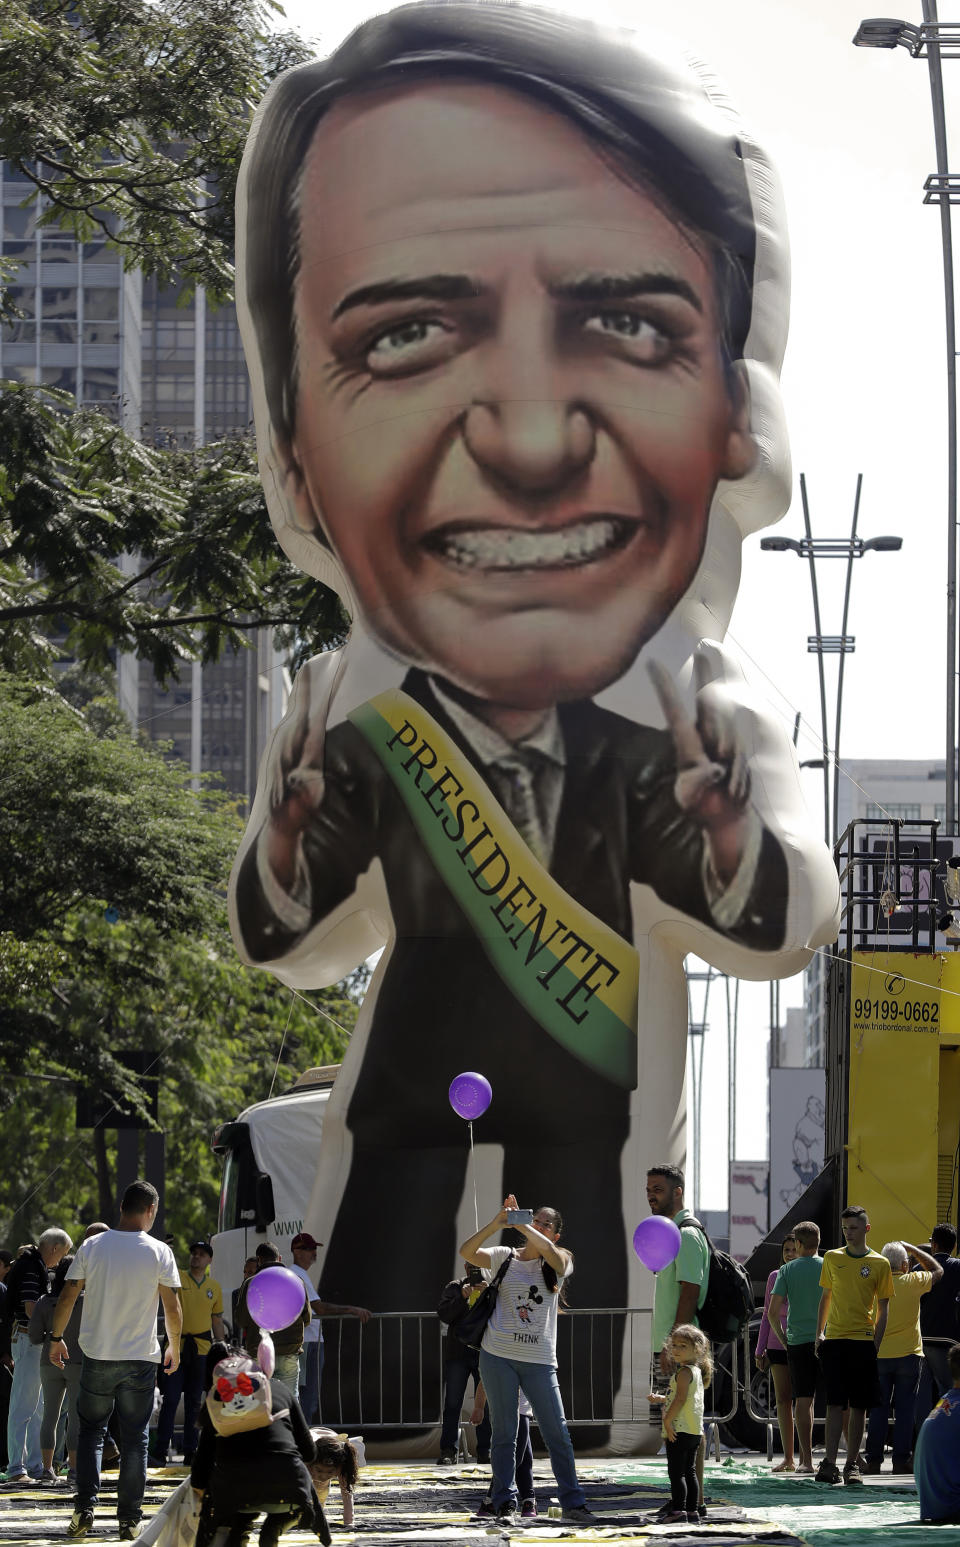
472,1386,536,1519
649,1325,711,1525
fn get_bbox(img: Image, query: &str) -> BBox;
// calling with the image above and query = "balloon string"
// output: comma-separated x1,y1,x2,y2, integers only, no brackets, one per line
469,1119,478,1233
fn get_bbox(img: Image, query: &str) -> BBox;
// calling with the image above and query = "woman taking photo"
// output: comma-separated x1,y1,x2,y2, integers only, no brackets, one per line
459,1195,593,1527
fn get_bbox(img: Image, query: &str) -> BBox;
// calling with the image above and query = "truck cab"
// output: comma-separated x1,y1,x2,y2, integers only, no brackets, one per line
211,1064,339,1297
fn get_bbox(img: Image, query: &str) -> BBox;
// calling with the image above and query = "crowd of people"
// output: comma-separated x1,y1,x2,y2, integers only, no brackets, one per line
2,1169,959,1539
435,1167,960,1528
0,1188,366,1543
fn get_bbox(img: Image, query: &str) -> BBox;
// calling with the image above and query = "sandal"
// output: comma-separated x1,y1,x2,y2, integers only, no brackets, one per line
772,1461,796,1473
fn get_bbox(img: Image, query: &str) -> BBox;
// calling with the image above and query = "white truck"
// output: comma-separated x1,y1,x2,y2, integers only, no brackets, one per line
210,1064,338,1298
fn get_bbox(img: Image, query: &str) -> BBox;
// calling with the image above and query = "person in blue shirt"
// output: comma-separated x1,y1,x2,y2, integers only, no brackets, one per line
914,1343,960,1524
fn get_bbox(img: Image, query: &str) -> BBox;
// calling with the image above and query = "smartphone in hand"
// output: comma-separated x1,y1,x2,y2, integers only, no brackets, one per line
506,1208,533,1226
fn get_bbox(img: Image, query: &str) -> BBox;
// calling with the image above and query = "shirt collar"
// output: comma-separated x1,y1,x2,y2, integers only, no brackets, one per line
430,676,565,771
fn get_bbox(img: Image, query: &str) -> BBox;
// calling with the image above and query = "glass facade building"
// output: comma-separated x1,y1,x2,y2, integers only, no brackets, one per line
1,166,286,805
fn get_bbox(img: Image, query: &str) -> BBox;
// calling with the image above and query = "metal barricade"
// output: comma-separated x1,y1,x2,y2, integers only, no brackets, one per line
319,1307,742,1444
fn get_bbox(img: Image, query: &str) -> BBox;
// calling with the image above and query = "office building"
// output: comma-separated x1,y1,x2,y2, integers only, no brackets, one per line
1,167,288,804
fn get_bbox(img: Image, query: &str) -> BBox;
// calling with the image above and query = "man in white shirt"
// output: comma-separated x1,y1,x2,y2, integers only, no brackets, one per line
287,1232,370,1423
50,1181,181,1542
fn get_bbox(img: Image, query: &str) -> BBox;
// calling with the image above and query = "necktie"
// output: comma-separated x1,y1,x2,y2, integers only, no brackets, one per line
489,749,549,865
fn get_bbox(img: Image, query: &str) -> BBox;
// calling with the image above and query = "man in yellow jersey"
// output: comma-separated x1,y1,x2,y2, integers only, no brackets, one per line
152,1241,224,1464
815,1206,893,1487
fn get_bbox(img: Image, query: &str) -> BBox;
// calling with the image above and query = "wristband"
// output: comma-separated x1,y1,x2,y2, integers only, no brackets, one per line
50,1335,64,1342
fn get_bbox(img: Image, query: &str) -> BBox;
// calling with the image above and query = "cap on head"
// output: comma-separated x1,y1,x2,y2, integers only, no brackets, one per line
190,1239,213,1257
291,1232,321,1251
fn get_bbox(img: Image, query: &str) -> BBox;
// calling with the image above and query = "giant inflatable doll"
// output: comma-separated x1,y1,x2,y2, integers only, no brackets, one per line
229,1,840,1442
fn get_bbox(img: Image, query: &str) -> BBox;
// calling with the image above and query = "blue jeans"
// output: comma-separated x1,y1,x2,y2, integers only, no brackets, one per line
441,1343,491,1455
866,1353,923,1464
76,1357,157,1523
478,1350,584,1511
298,1339,322,1424
6,1329,42,1477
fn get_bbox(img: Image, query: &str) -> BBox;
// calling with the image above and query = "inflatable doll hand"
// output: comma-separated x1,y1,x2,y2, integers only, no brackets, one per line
648,653,750,827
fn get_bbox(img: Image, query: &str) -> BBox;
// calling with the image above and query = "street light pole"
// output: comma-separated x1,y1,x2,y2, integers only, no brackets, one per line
854,5,958,832
833,473,864,847
760,479,902,847
922,0,958,838
798,475,831,843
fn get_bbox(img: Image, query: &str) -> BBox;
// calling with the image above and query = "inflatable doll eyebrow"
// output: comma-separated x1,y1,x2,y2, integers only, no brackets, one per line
329,270,703,323
331,274,483,320
546,271,704,312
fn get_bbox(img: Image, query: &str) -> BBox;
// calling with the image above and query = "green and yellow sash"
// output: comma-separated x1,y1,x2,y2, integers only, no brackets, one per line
349,689,638,1090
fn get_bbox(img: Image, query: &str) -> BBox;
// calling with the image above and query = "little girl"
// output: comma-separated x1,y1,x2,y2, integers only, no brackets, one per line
307,1429,363,1528
649,1324,711,1525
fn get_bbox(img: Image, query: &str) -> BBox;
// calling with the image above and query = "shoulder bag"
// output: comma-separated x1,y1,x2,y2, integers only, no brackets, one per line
452,1254,513,1349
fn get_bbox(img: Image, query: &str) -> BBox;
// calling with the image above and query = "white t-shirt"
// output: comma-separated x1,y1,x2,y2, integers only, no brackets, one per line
289,1263,322,1345
69,1230,180,1363
480,1248,568,1366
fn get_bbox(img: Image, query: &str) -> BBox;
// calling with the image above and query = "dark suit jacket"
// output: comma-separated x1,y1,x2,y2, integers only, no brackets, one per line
235,671,787,1135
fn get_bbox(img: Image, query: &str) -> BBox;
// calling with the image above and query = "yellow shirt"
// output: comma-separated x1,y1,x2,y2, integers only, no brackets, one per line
820,1248,894,1341
879,1270,932,1358
179,1267,223,1350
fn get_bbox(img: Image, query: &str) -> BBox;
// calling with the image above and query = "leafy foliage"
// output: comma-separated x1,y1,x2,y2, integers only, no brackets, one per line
0,0,313,301
0,672,365,1246
0,386,348,682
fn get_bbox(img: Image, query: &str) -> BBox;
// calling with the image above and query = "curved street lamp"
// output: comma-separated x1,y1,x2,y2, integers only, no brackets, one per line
761,473,903,846
854,2,958,833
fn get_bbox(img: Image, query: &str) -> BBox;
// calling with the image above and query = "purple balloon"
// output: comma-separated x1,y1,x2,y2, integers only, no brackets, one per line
245,1266,306,1332
633,1216,682,1272
448,1071,492,1121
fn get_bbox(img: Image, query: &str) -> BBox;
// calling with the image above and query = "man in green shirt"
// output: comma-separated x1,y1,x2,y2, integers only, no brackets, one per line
767,1220,822,1473
646,1164,709,1519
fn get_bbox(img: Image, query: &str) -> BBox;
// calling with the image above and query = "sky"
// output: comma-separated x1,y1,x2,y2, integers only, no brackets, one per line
271,0,956,1210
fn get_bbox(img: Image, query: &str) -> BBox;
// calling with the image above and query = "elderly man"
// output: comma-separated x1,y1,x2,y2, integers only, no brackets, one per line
229,3,839,1428
1,1227,71,1485
864,1240,942,1474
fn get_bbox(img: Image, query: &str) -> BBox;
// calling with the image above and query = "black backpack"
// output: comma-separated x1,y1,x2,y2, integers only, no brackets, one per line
679,1217,754,1344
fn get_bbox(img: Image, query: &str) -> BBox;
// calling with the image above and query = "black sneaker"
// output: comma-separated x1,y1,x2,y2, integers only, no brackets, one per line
561,1506,596,1524
473,1500,497,1519
495,1504,519,1525
437,1449,456,1466
67,1508,95,1539
816,1459,842,1485
118,1523,141,1541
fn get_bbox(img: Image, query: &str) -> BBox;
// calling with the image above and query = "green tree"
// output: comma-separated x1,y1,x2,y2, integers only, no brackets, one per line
1,1,345,680
0,387,346,683
0,672,364,1245
0,0,313,301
